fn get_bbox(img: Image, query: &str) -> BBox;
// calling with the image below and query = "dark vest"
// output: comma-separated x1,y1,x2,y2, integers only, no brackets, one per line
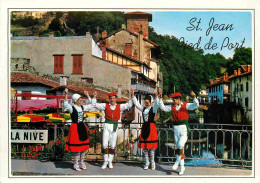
141,107,155,140
142,107,155,123
70,105,88,141
71,105,84,123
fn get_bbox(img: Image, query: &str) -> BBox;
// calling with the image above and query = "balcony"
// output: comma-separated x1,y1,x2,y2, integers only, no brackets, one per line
131,82,155,94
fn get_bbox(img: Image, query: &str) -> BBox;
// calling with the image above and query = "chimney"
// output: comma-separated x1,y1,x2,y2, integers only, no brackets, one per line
86,32,91,36
143,32,148,39
49,32,54,37
60,76,68,86
102,30,107,39
234,70,237,76
137,26,143,61
117,85,122,98
238,68,241,75
121,24,126,29
248,65,251,72
34,33,39,37
100,41,106,60
124,43,133,57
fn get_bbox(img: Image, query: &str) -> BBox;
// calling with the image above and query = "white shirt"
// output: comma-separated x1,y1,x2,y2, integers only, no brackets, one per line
156,97,199,112
132,96,158,122
92,98,133,112
64,100,94,122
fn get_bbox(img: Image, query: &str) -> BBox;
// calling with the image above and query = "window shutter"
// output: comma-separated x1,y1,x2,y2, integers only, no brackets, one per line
54,56,58,74
73,55,82,74
54,56,63,74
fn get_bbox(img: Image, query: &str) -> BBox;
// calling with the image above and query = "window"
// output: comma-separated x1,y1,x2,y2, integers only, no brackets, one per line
245,97,248,107
240,84,243,91
246,82,249,92
72,55,83,74
81,77,93,84
22,91,31,100
54,55,64,74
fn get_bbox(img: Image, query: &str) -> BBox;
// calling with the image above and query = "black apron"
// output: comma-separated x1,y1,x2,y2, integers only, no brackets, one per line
71,106,89,141
141,107,155,140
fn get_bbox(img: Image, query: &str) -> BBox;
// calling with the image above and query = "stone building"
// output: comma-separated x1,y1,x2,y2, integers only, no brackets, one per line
97,11,163,124
11,34,132,94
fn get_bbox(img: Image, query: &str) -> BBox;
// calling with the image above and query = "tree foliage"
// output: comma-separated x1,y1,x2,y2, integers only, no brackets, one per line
66,11,125,35
226,47,252,74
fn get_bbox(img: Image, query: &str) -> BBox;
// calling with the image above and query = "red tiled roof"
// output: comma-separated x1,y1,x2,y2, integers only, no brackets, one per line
100,28,158,47
11,72,59,88
228,65,252,80
51,85,129,103
241,65,248,72
228,70,252,80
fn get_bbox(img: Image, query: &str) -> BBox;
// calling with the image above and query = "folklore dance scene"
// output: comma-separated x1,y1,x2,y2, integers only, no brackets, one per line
10,10,253,177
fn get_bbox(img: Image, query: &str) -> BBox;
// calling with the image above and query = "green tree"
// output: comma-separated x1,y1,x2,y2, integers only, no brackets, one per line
226,47,252,74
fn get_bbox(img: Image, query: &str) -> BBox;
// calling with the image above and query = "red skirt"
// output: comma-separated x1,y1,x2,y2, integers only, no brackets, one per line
65,123,89,152
138,123,158,149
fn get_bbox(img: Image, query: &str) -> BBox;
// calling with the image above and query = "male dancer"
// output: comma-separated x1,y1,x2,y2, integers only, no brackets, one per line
157,91,199,175
92,92,133,169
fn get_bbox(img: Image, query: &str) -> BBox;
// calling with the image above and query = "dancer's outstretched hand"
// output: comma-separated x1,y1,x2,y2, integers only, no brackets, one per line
154,90,158,97
64,88,68,94
84,90,89,96
93,91,97,98
190,91,196,99
130,88,134,98
158,92,162,99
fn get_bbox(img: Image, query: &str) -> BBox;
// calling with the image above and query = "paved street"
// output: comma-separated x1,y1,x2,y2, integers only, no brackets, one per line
11,159,252,176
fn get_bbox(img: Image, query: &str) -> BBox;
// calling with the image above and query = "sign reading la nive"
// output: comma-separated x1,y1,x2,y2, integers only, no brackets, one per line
11,129,48,144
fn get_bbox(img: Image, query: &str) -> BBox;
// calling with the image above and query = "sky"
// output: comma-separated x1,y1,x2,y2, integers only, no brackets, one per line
142,11,252,59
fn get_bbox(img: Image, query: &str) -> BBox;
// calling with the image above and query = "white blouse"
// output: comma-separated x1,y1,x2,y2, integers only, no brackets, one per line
64,100,94,122
132,96,158,122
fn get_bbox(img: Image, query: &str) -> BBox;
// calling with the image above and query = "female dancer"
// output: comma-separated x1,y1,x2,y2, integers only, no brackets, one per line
64,88,95,171
131,89,159,170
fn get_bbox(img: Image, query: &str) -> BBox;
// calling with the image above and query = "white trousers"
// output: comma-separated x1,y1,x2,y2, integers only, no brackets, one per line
102,123,117,149
173,125,188,150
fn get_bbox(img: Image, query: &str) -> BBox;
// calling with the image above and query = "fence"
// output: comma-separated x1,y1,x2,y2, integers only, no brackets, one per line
11,121,252,168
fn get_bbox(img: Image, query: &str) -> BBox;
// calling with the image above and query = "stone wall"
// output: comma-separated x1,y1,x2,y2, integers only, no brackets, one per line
11,36,131,94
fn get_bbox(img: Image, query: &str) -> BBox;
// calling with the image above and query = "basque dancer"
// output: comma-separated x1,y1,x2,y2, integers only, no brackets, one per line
131,89,159,170
64,88,94,171
92,92,133,169
157,91,199,175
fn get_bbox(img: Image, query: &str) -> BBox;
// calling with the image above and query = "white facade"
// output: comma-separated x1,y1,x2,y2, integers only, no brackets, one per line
12,85,52,100
230,74,252,122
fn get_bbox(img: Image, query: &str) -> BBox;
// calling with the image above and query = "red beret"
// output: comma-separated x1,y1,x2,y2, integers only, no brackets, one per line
108,92,117,97
170,92,182,98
